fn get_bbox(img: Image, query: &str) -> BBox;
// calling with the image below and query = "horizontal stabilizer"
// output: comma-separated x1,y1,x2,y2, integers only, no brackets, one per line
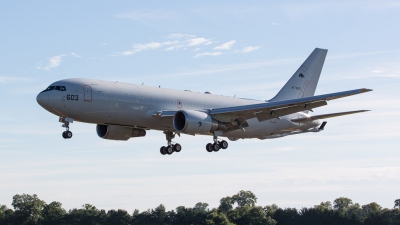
291,110,370,123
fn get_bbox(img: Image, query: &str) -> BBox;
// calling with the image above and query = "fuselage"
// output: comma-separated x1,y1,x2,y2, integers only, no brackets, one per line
36,78,319,139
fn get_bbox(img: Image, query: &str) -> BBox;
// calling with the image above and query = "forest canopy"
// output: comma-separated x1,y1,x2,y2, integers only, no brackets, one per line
1,190,399,225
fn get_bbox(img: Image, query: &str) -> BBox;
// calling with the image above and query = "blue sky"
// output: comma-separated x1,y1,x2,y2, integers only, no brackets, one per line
1,1,400,212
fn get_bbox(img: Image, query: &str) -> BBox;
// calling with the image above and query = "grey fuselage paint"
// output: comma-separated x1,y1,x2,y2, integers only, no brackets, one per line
38,78,319,139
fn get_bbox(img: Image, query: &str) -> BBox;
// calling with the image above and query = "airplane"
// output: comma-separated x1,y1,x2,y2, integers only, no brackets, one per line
36,48,372,155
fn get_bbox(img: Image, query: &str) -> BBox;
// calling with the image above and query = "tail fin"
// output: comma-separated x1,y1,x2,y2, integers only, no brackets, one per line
270,48,328,102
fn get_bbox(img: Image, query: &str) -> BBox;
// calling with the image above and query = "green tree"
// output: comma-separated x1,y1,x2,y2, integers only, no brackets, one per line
205,209,233,225
64,204,107,225
264,204,279,218
193,202,209,214
106,209,131,225
218,197,233,214
150,204,167,224
314,201,332,211
0,205,14,225
12,193,46,225
333,197,354,218
271,208,300,225
40,201,66,225
394,199,400,209
229,206,276,225
231,191,257,208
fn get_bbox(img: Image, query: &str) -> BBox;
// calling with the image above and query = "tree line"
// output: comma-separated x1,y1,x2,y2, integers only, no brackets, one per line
1,190,400,225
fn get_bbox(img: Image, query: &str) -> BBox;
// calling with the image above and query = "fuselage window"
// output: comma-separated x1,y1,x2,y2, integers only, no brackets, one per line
55,86,61,91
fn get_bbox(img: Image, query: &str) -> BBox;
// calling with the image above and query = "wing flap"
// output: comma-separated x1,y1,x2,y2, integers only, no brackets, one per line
254,100,327,122
291,110,370,122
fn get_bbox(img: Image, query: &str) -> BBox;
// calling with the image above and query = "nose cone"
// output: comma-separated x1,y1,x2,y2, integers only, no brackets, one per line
36,92,49,108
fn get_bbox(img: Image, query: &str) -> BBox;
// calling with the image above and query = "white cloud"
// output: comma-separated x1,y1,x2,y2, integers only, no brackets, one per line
114,35,214,56
214,40,236,50
113,34,259,58
37,53,82,70
70,53,81,58
187,38,211,46
193,52,223,58
37,54,65,70
242,46,261,53
120,42,164,55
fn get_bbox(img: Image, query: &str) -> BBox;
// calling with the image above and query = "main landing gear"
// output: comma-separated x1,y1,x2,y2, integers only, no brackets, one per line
60,117,73,139
206,134,228,152
160,131,182,155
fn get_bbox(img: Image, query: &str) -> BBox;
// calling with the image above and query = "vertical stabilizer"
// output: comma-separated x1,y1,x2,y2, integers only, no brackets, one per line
270,48,328,102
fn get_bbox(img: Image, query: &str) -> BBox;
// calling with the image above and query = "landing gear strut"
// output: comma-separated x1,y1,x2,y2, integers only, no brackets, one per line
160,131,182,155
60,117,73,139
206,134,228,152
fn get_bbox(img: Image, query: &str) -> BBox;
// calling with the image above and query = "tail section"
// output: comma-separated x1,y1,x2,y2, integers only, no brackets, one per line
270,48,328,102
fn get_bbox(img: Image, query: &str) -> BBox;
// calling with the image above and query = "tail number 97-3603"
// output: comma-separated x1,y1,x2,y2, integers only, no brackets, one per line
67,94,78,101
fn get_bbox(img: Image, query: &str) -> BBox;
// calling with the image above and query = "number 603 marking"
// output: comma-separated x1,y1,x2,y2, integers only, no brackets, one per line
67,94,78,101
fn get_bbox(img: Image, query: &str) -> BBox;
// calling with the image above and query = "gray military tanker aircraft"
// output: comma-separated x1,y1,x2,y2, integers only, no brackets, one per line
36,48,372,155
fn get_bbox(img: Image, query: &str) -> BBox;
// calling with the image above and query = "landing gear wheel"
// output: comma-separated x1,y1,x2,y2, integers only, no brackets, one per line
219,140,228,149
206,143,213,152
66,131,73,139
213,143,221,152
62,131,67,139
166,146,174,155
173,144,182,152
160,146,167,155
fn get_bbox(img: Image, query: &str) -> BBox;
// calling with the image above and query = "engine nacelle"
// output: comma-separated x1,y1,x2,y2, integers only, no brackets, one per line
96,124,146,141
173,110,223,134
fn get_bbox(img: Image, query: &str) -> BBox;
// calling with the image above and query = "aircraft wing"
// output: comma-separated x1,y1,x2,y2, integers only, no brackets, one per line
209,88,372,122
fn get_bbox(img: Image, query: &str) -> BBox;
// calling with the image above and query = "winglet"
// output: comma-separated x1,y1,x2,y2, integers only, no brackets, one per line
318,121,327,130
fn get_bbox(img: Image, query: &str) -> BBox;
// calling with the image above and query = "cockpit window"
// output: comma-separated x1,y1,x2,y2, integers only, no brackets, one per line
41,86,55,92
41,85,66,93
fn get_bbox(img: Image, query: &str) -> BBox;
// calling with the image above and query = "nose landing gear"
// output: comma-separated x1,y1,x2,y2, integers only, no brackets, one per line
60,117,73,139
160,131,182,155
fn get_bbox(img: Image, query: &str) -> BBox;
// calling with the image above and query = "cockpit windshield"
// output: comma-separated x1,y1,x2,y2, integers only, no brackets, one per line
41,85,67,93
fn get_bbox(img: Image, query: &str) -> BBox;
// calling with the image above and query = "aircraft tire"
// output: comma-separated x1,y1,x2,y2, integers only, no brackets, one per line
62,131,67,139
66,131,73,139
166,146,173,155
173,144,182,152
206,143,213,152
212,143,220,152
220,140,228,149
160,146,167,155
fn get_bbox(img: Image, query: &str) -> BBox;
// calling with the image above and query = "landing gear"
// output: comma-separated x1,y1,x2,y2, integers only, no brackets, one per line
60,117,73,139
160,131,182,155
62,131,73,139
205,134,229,152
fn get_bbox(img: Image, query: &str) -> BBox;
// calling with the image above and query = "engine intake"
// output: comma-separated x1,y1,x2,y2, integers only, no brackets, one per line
173,110,224,134
96,124,146,141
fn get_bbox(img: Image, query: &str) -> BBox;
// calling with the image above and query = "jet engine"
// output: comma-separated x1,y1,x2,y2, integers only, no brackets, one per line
173,110,224,134
96,124,146,141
